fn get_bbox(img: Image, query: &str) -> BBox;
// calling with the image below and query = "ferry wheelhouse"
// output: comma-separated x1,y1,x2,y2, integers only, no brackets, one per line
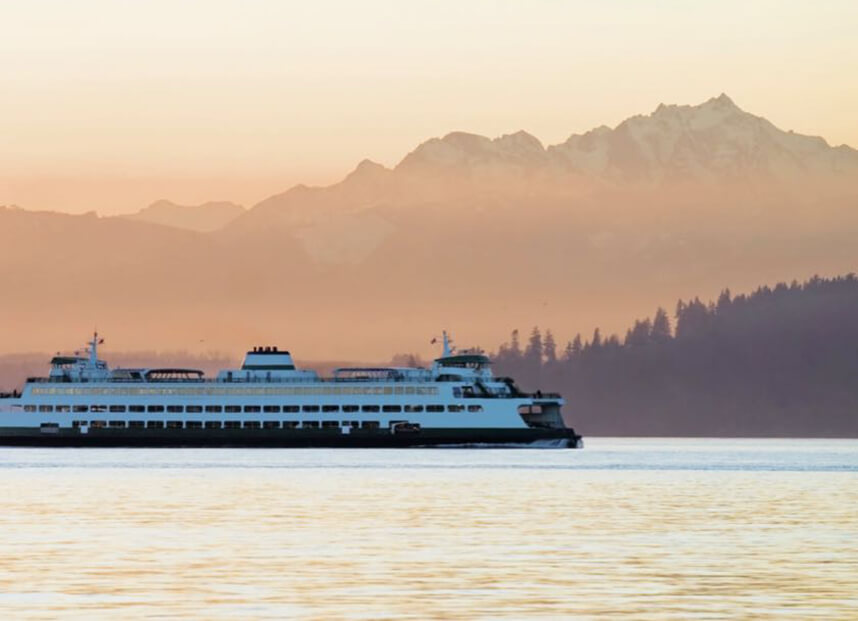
0,333,582,448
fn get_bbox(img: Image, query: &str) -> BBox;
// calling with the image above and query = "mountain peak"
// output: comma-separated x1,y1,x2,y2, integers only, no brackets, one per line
126,199,245,232
495,130,544,152
652,93,741,119
342,158,391,187
396,129,547,175
710,92,736,107
347,158,388,177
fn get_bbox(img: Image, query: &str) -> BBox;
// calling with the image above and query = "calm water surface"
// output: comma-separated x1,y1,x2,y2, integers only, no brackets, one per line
1,439,856,619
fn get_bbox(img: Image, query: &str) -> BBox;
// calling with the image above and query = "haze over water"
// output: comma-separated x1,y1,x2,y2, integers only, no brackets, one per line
1,439,856,619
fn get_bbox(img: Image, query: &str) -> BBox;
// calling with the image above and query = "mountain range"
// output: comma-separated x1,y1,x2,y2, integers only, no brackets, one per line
124,199,245,233
1,94,857,359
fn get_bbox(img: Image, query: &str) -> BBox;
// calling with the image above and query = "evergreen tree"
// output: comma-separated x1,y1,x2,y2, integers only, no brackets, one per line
716,288,732,313
651,307,671,343
524,327,543,364
510,329,521,357
543,330,557,364
590,327,602,349
625,318,652,347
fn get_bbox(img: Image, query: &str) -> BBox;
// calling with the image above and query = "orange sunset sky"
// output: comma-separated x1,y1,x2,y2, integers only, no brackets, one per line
2,0,857,215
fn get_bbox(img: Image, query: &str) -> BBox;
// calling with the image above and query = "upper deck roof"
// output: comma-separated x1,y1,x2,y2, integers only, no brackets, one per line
50,356,86,366
435,354,490,365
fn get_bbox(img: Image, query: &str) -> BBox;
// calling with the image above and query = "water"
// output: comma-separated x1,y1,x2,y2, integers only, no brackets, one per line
1,439,856,619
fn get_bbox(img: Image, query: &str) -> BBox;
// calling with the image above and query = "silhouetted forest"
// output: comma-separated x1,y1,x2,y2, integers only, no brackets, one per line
491,275,858,437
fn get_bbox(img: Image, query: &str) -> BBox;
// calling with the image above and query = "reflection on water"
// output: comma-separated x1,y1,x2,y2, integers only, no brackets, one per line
0,439,856,619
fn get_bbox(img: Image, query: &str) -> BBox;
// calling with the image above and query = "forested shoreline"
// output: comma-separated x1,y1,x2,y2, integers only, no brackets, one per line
489,275,858,436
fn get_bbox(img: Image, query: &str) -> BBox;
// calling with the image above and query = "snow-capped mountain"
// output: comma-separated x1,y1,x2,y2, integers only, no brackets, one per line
550,94,858,184
392,94,858,186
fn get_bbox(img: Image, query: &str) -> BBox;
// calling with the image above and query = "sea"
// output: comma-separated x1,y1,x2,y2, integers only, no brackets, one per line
1,439,856,619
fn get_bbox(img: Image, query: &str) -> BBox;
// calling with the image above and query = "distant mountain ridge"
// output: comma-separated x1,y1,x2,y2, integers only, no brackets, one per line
124,199,245,232
372,93,858,186
2,94,857,359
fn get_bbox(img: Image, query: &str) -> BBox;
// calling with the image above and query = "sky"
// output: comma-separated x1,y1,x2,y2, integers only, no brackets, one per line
1,0,857,214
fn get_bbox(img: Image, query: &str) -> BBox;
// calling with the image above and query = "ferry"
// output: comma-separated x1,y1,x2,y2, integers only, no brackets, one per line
0,333,582,448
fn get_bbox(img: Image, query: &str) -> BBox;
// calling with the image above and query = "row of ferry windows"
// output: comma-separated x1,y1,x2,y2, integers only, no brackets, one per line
24,404,483,414
71,420,382,430
31,386,440,397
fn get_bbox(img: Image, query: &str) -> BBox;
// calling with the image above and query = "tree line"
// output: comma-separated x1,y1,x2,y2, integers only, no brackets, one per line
489,274,858,437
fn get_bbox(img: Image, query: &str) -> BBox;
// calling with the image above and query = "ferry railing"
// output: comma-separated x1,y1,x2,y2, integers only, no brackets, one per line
22,375,560,398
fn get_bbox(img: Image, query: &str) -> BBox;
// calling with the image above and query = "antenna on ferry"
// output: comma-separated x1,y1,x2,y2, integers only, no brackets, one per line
88,330,101,367
442,331,454,357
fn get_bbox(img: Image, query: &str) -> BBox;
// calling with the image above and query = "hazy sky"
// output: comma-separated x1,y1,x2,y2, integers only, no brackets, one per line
2,0,857,214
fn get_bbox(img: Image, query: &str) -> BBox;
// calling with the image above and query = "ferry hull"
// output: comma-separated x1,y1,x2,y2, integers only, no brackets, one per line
0,427,582,448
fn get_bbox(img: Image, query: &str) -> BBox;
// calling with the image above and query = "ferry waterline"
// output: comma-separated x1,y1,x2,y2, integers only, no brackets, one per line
0,333,582,448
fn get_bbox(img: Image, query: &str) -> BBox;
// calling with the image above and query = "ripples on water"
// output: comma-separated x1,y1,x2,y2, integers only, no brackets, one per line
1,439,856,619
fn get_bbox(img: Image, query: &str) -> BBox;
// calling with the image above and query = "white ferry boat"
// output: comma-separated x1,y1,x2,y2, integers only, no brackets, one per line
0,333,582,448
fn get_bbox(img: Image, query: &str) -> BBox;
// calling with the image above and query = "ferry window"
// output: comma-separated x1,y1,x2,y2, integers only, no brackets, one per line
322,405,339,413
146,421,165,429
186,421,203,429
342,420,360,428
109,405,126,413
128,421,144,428
205,405,223,413
166,421,183,429
405,405,424,413
322,420,339,428
243,421,261,429
448,405,464,413
282,421,299,429
283,405,299,413
108,420,126,428
56,405,71,413
129,405,145,413
361,421,380,430
302,405,320,413
186,405,203,413
73,405,89,413
453,387,462,398
467,405,483,413
204,421,222,429
263,421,280,429
342,405,359,413
90,420,106,428
24,405,36,412
361,405,380,413
224,421,241,429
244,405,261,413
39,405,53,413
72,420,86,428
148,405,165,413
382,405,402,413
302,421,319,429
225,406,241,413
426,405,444,413
167,405,184,413
91,405,107,413
264,405,280,413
